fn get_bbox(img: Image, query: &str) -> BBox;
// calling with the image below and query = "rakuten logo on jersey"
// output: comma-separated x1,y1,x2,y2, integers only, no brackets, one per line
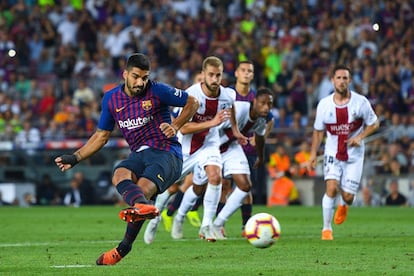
118,115,154,129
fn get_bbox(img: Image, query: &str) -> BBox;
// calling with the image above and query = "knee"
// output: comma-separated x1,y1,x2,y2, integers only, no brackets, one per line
112,168,132,186
222,179,232,193
208,173,221,185
236,181,251,192
342,192,354,205
193,184,205,196
235,175,251,192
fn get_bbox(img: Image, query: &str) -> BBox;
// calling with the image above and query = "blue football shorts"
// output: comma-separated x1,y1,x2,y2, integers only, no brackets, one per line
114,148,183,193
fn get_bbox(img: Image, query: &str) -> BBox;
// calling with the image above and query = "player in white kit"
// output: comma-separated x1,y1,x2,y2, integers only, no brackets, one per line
307,64,379,240
171,56,247,242
209,87,274,239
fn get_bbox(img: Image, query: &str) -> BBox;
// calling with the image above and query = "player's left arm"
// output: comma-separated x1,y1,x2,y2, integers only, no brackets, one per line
166,95,199,137
158,85,199,138
347,119,379,147
264,118,274,138
347,99,379,147
253,134,265,168
230,104,248,145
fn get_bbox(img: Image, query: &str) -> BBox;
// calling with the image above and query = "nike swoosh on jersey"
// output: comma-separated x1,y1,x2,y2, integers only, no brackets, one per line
157,174,164,182
116,106,125,112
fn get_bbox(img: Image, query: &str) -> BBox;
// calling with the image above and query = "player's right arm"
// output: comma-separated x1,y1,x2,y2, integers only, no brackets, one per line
55,129,111,172
179,109,231,135
307,129,324,171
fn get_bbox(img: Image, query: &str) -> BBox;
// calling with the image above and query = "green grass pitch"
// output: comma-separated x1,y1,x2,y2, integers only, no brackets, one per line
0,206,412,275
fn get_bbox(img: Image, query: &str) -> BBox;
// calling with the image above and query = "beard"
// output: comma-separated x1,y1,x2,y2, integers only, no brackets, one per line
204,82,219,95
335,84,348,96
126,81,145,97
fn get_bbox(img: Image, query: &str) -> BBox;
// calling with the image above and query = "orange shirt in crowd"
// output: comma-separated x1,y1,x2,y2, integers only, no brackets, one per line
267,176,298,206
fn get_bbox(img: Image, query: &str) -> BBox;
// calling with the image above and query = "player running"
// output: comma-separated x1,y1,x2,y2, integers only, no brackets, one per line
307,64,379,240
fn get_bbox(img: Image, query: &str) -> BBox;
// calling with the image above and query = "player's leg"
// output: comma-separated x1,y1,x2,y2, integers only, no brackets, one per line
240,154,257,235
144,182,180,244
217,178,233,215
159,182,181,231
164,173,200,228
170,154,203,239
334,158,363,225
213,173,250,239
240,191,252,236
321,179,338,240
171,183,205,239
321,156,341,240
97,150,182,264
199,162,223,242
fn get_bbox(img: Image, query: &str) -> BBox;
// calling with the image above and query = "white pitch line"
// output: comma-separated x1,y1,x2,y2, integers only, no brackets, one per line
0,240,119,248
51,265,94,268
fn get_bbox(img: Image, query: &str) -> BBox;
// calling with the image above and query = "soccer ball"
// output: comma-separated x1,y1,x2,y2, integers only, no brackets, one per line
244,213,281,248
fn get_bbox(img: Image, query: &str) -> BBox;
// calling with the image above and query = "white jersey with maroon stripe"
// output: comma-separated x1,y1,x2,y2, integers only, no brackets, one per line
179,83,236,156
314,91,378,162
219,101,267,153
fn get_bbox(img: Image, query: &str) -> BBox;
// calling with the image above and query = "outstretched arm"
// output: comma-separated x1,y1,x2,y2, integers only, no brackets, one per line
55,129,111,172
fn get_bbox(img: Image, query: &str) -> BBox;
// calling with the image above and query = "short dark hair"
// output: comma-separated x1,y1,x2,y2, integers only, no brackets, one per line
237,60,254,67
256,86,274,98
332,64,351,77
126,53,151,71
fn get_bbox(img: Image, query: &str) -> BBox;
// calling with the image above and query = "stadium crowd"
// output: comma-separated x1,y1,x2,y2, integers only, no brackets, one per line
0,0,414,205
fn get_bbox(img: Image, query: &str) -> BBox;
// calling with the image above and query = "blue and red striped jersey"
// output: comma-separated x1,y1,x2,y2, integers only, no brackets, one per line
98,81,188,159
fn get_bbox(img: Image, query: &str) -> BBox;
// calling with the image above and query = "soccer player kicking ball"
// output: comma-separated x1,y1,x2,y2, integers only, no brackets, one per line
307,64,379,240
55,53,198,265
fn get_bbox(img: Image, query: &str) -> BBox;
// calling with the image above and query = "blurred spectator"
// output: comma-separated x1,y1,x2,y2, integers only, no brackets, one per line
407,179,414,207
63,177,83,207
268,170,300,206
268,144,291,179
38,83,56,118
22,192,36,207
293,141,315,177
94,170,124,206
37,173,62,206
385,179,407,206
354,186,382,207
14,121,41,156
73,171,94,205
57,11,78,47
386,113,406,143
72,79,95,107
63,171,94,207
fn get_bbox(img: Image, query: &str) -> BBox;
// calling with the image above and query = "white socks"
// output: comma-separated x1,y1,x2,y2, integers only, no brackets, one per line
322,193,335,231
154,189,171,211
176,186,199,222
214,187,247,227
201,183,222,227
